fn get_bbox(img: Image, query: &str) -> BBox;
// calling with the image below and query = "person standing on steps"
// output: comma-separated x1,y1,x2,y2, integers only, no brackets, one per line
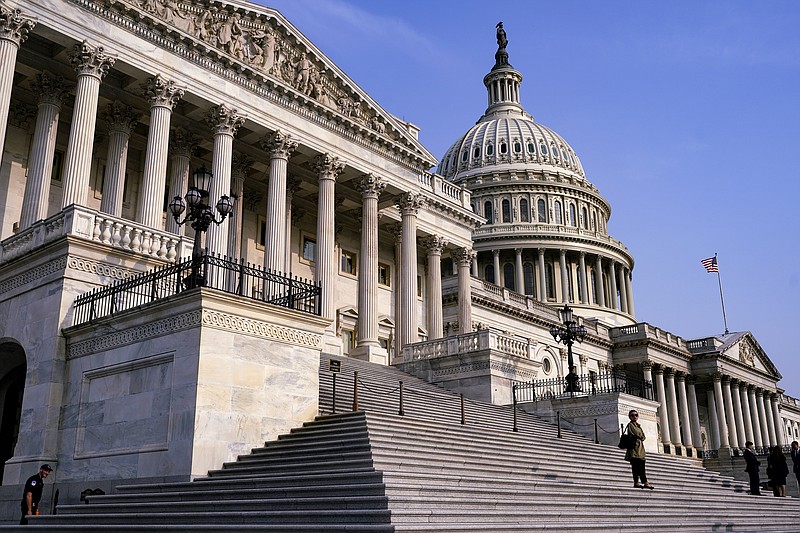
791,441,800,490
743,441,762,496
20,464,53,525
766,446,789,497
624,410,653,489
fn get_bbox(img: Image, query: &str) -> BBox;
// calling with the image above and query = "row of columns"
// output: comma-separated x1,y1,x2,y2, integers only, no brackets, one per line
644,362,785,452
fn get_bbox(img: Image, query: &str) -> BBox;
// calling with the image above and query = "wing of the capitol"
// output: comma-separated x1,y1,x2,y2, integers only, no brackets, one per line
0,0,797,526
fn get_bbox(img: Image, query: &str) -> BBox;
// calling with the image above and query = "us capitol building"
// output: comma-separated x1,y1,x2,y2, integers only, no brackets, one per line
0,0,796,516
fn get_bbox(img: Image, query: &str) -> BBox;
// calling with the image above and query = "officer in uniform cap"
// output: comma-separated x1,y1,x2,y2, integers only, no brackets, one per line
20,464,52,525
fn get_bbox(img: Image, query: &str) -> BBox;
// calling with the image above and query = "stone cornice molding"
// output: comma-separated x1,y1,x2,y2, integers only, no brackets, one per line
0,3,35,46
69,40,115,79
201,309,321,348
141,74,184,109
260,129,298,160
30,71,72,108
101,101,140,134
354,173,387,199
313,153,345,181
168,127,198,157
207,103,246,136
0,256,66,297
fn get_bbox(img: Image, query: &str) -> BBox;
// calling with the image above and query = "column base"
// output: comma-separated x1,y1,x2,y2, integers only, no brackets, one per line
350,344,388,365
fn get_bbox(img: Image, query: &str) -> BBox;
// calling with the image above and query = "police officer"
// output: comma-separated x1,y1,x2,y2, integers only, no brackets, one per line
20,464,52,525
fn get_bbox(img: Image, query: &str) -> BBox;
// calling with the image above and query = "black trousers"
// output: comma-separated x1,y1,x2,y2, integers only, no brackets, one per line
630,458,647,484
748,471,761,495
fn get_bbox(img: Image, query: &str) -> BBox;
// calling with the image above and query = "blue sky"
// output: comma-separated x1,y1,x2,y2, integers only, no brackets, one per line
258,0,800,396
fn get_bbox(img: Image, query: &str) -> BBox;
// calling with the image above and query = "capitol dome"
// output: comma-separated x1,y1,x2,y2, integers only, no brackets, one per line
442,23,636,327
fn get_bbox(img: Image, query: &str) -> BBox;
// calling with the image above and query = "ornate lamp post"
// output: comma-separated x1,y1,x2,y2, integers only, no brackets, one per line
549,304,587,393
168,166,234,288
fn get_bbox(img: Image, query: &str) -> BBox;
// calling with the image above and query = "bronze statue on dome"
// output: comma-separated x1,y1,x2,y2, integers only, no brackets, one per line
494,22,510,68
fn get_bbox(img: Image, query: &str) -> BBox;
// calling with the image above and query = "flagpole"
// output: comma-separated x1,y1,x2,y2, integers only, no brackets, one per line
714,253,729,334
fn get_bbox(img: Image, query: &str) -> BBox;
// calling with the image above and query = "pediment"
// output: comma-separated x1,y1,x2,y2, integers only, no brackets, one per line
98,0,435,167
721,332,781,379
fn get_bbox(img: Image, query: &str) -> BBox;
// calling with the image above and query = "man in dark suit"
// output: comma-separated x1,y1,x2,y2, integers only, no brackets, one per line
791,441,800,489
743,441,761,496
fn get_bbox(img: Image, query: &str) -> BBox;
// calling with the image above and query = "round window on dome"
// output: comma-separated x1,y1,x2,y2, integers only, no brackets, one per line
487,144,494,156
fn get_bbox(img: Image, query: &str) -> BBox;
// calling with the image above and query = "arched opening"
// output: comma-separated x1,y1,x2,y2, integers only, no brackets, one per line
0,342,27,483
503,263,515,291
484,264,495,284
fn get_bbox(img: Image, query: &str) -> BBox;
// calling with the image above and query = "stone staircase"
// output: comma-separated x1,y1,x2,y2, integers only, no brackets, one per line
12,353,799,532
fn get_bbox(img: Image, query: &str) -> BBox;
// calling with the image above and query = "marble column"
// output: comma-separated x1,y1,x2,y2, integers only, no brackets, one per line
514,248,524,294
492,250,501,286
730,380,747,448
594,255,605,307
471,254,478,278
676,372,693,447
665,369,682,447
285,175,301,273
749,386,764,448
762,390,776,446
578,252,589,304
740,384,755,445
396,193,426,347
61,41,115,208
19,72,70,229
641,361,653,390
686,376,703,447
608,261,618,310
454,247,474,335
423,235,447,340
537,248,547,302
165,128,197,235
707,390,721,450
228,153,252,261
721,376,738,448
261,130,297,272
313,153,345,322
0,5,35,164
352,173,387,362
98,101,139,217
712,373,730,448
653,366,672,446
205,104,246,257
136,75,183,229
390,223,403,360
618,263,629,313
559,249,569,303
625,269,635,316
770,394,785,446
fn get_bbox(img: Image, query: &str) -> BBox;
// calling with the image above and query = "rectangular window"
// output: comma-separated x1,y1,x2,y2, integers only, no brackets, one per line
258,218,267,248
302,236,316,262
417,275,423,298
379,338,389,351
342,330,354,355
50,150,64,183
378,263,390,287
341,250,357,275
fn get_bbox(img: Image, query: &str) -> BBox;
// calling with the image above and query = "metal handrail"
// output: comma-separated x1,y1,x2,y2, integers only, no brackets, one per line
514,371,654,402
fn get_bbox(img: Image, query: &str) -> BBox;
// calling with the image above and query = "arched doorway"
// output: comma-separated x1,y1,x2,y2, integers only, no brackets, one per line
0,342,26,483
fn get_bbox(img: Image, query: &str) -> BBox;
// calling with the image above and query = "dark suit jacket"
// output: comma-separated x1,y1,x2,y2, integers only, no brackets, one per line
744,448,760,474
791,448,800,473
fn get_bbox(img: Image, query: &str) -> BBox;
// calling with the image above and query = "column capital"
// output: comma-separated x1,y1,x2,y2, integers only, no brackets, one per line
355,173,387,198
537,247,546,257
8,102,34,129
313,153,345,180
721,374,732,384
453,247,476,267
640,360,653,371
712,372,723,382
101,101,140,135
422,235,448,256
653,364,665,376
207,104,246,136
261,129,298,159
492,249,501,258
514,248,523,256
231,152,254,180
664,367,676,379
0,5,35,46
675,371,687,383
30,71,71,107
579,354,588,365
169,127,198,158
291,207,306,225
395,192,427,215
69,40,115,79
141,74,184,109
389,222,403,244
686,374,697,385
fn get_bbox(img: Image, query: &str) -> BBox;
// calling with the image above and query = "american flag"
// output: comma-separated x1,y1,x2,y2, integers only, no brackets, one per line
701,256,718,273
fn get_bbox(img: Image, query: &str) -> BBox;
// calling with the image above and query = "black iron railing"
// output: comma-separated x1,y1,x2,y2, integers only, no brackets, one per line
514,372,654,402
73,254,321,325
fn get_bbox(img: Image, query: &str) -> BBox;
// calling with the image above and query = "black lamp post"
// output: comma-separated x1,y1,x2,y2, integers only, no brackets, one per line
168,166,234,288
549,304,587,393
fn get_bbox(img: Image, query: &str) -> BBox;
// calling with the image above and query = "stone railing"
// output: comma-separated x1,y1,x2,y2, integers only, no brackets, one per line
473,222,629,253
470,278,560,320
0,205,193,265
418,171,472,211
609,322,687,351
400,328,536,363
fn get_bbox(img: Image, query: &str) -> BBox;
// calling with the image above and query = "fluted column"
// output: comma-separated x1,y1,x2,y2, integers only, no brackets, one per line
578,252,588,304
625,269,635,316
454,247,475,335
641,361,653,385
99,101,139,216
712,373,730,448
166,128,197,235
676,372,693,447
492,250,501,285
730,380,747,448
396,193,426,347
423,235,447,340
391,223,403,360
352,174,387,362
707,390,721,449
19,72,70,229
608,261,618,310
618,263,629,313
665,369,682,447
686,376,703,447
61,41,115,208
653,366,672,446
471,254,478,277
0,5,35,163
740,383,755,445
762,390,776,446
137,75,183,228
749,386,764,448
285,176,301,272
771,394,785,446
559,249,569,303
594,255,605,307
261,130,297,272
205,104,245,257
720,376,738,448
514,248,524,294
228,153,251,261
537,248,547,302
313,154,345,322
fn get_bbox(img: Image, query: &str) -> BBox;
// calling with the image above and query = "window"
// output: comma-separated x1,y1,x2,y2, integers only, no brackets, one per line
502,199,511,223
581,207,588,229
341,249,357,275
342,330,354,355
545,262,555,299
503,263,515,291
554,200,563,224
540,143,548,155
513,142,521,153
50,150,64,183
461,150,468,162
417,275,423,297
591,271,597,303
486,144,494,156
378,263,390,287
379,338,389,351
520,199,529,222
485,264,495,284
537,199,547,223
302,236,316,262
591,212,597,231
542,358,552,374
523,263,535,296
484,201,493,224
500,142,507,154
527,142,535,153
569,204,577,227
473,146,481,158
